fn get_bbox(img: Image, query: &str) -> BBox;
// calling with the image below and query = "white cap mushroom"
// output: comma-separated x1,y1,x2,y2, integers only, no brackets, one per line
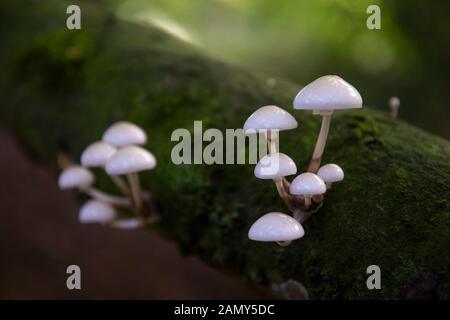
248,212,304,245
244,105,297,154
243,105,298,134
102,121,147,147
81,141,117,167
255,152,297,179
255,153,297,201
389,96,400,120
289,172,326,208
105,145,156,176
254,153,297,179
293,75,362,173
78,200,117,224
106,145,156,214
58,165,131,207
294,75,362,112
317,163,344,188
58,166,94,190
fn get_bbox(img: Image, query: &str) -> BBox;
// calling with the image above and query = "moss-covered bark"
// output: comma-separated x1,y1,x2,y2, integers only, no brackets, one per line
1,0,449,299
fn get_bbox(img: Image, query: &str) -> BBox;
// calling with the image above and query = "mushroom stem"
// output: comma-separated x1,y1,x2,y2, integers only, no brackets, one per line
273,177,296,211
110,175,130,195
127,172,143,215
82,187,131,207
325,182,332,189
304,196,312,209
266,130,278,154
274,178,287,198
390,106,399,120
308,112,332,173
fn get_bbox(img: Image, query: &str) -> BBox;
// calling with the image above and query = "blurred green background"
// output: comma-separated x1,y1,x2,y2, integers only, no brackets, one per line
113,0,450,138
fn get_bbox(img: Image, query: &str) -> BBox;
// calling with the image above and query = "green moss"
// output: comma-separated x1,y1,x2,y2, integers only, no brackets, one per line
1,0,449,299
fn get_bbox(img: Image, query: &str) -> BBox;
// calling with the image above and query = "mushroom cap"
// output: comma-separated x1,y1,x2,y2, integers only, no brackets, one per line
102,121,147,147
389,96,400,108
254,152,297,179
243,105,298,133
58,166,94,189
289,172,326,196
293,75,362,111
78,200,117,224
248,212,304,242
81,141,117,167
112,218,143,229
317,163,344,183
105,145,156,175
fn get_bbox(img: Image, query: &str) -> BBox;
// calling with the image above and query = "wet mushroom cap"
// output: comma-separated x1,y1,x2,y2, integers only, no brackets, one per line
317,163,344,183
102,121,147,147
78,200,117,224
58,166,94,189
243,105,298,133
389,96,400,108
105,145,156,175
248,212,304,242
293,75,362,111
289,172,326,195
81,141,117,167
254,152,297,179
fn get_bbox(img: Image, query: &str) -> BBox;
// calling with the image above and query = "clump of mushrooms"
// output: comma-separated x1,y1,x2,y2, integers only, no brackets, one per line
58,121,158,229
245,75,362,246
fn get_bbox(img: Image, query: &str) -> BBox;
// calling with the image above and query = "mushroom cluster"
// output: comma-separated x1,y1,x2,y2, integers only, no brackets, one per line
58,121,158,229
245,75,362,246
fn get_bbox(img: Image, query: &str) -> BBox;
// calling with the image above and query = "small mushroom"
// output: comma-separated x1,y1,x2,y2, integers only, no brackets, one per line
294,75,362,172
58,166,130,206
254,152,297,200
81,141,129,195
58,165,94,190
102,121,147,148
105,145,156,215
317,163,344,189
389,96,400,120
289,172,326,209
248,212,304,246
243,105,298,153
78,200,117,224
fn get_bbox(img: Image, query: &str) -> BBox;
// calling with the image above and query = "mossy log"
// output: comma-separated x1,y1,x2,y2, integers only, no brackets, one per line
1,1,449,299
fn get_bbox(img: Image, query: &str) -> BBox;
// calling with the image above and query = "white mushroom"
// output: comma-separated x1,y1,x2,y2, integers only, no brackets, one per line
255,153,297,180
248,212,304,246
58,165,94,190
317,163,344,189
106,145,156,214
81,141,117,167
389,96,400,120
58,166,130,206
78,200,117,224
289,172,326,208
102,121,147,147
243,105,298,154
81,141,129,195
294,75,362,172
255,152,296,200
